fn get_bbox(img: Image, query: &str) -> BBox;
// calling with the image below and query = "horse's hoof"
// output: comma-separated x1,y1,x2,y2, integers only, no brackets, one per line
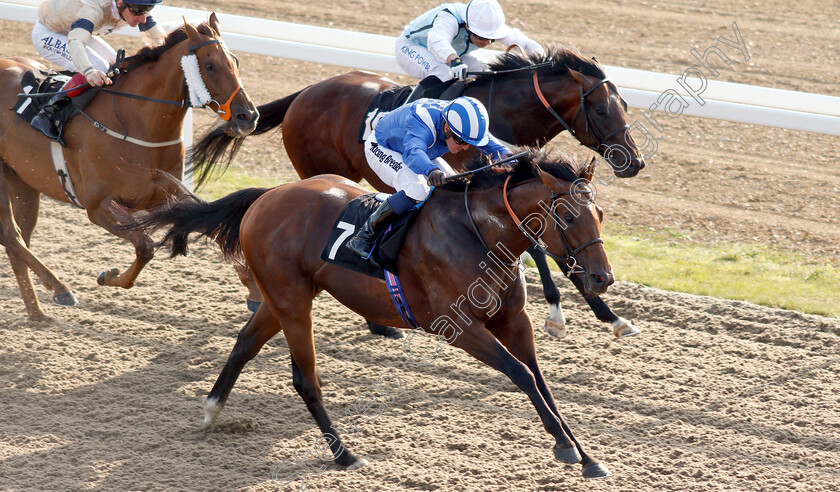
553,445,582,464
582,462,612,479
367,322,405,339
97,268,119,286
246,299,261,313
544,317,567,338
30,312,54,323
53,291,79,307
346,457,369,470
543,303,566,338
612,317,641,338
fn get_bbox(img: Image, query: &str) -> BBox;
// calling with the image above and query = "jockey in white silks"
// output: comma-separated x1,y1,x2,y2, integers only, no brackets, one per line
29,0,167,141
346,96,514,262
395,0,545,98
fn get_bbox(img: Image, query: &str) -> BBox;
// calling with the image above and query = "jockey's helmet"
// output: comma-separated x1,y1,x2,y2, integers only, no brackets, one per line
464,0,511,40
443,97,490,147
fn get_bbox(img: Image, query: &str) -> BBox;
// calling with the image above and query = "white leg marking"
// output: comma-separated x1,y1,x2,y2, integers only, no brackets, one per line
204,396,224,426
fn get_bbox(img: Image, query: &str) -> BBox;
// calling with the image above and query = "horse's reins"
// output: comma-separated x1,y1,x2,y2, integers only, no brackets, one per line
19,37,242,147
533,71,628,154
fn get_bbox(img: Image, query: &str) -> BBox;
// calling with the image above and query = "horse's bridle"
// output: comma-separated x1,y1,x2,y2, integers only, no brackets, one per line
463,175,604,277
532,71,628,154
187,39,242,121
505,175,603,276
95,38,242,117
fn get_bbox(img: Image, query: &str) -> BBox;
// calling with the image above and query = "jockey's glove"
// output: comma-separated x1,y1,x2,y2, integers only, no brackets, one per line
449,57,468,81
427,169,447,187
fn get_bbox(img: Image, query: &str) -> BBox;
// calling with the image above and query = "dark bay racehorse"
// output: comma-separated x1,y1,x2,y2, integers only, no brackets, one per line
190,48,643,338
138,150,615,479
0,15,257,321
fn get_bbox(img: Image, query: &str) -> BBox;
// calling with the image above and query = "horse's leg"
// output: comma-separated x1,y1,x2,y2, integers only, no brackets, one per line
89,171,195,288
209,282,366,468
449,323,582,464
0,161,76,320
527,245,566,337
366,320,405,339
233,262,264,313
204,304,280,424
232,266,395,347
557,260,640,338
283,306,367,469
490,312,611,479
86,197,155,288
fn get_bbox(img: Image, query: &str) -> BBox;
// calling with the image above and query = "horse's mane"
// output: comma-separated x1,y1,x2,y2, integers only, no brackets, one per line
439,147,585,192
119,23,217,71
474,46,606,86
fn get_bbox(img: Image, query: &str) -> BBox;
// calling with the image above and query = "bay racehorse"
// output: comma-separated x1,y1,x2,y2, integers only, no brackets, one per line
0,14,257,321
136,149,615,479
189,47,643,338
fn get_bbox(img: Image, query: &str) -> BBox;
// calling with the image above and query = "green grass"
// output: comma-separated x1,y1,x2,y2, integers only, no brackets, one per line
195,166,286,201
200,169,840,317
534,223,840,317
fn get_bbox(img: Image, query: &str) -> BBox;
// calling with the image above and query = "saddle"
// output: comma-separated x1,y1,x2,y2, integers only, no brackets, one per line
320,193,419,278
357,77,468,142
14,69,97,144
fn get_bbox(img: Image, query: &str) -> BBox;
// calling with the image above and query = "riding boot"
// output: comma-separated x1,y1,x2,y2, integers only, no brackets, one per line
346,199,399,262
30,93,69,142
405,75,442,104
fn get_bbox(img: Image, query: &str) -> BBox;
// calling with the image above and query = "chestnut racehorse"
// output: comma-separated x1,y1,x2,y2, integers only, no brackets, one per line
0,14,257,320
190,47,644,338
137,150,615,479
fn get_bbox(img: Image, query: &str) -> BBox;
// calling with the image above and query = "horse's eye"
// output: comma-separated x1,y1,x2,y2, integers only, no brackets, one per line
595,108,606,116
564,214,575,223
204,63,214,71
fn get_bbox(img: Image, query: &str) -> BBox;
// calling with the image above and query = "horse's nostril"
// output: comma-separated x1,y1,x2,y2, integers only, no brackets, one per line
236,113,251,122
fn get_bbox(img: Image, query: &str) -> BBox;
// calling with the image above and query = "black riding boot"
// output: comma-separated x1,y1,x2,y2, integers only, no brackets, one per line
30,93,69,142
405,75,442,104
346,199,399,262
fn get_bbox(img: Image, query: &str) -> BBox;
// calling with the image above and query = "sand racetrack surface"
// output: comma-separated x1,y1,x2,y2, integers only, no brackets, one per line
0,1,839,490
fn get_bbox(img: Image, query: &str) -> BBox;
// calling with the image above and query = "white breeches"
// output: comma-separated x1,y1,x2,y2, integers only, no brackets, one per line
394,36,487,82
32,20,114,72
364,134,454,201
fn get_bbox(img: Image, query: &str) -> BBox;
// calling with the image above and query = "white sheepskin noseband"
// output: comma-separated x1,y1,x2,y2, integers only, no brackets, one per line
181,54,212,108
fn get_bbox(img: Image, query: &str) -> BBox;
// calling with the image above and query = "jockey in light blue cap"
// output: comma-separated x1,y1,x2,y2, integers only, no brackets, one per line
346,96,513,262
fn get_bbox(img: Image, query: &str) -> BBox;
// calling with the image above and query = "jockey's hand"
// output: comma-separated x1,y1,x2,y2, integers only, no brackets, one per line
85,69,112,87
449,57,468,81
427,169,447,187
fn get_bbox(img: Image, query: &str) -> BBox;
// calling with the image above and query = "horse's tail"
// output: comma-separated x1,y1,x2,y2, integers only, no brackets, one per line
188,88,307,190
136,187,272,260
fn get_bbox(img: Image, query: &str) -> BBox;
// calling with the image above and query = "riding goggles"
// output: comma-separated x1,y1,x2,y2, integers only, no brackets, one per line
468,30,494,43
447,129,468,146
125,3,155,15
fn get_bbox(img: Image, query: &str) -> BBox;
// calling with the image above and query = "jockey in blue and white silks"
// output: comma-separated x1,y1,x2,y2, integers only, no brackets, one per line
395,0,544,82
346,96,512,262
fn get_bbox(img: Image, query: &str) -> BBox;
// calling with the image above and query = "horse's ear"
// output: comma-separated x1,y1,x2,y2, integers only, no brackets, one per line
581,156,597,184
568,69,586,86
208,12,221,37
183,17,200,44
537,167,561,192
